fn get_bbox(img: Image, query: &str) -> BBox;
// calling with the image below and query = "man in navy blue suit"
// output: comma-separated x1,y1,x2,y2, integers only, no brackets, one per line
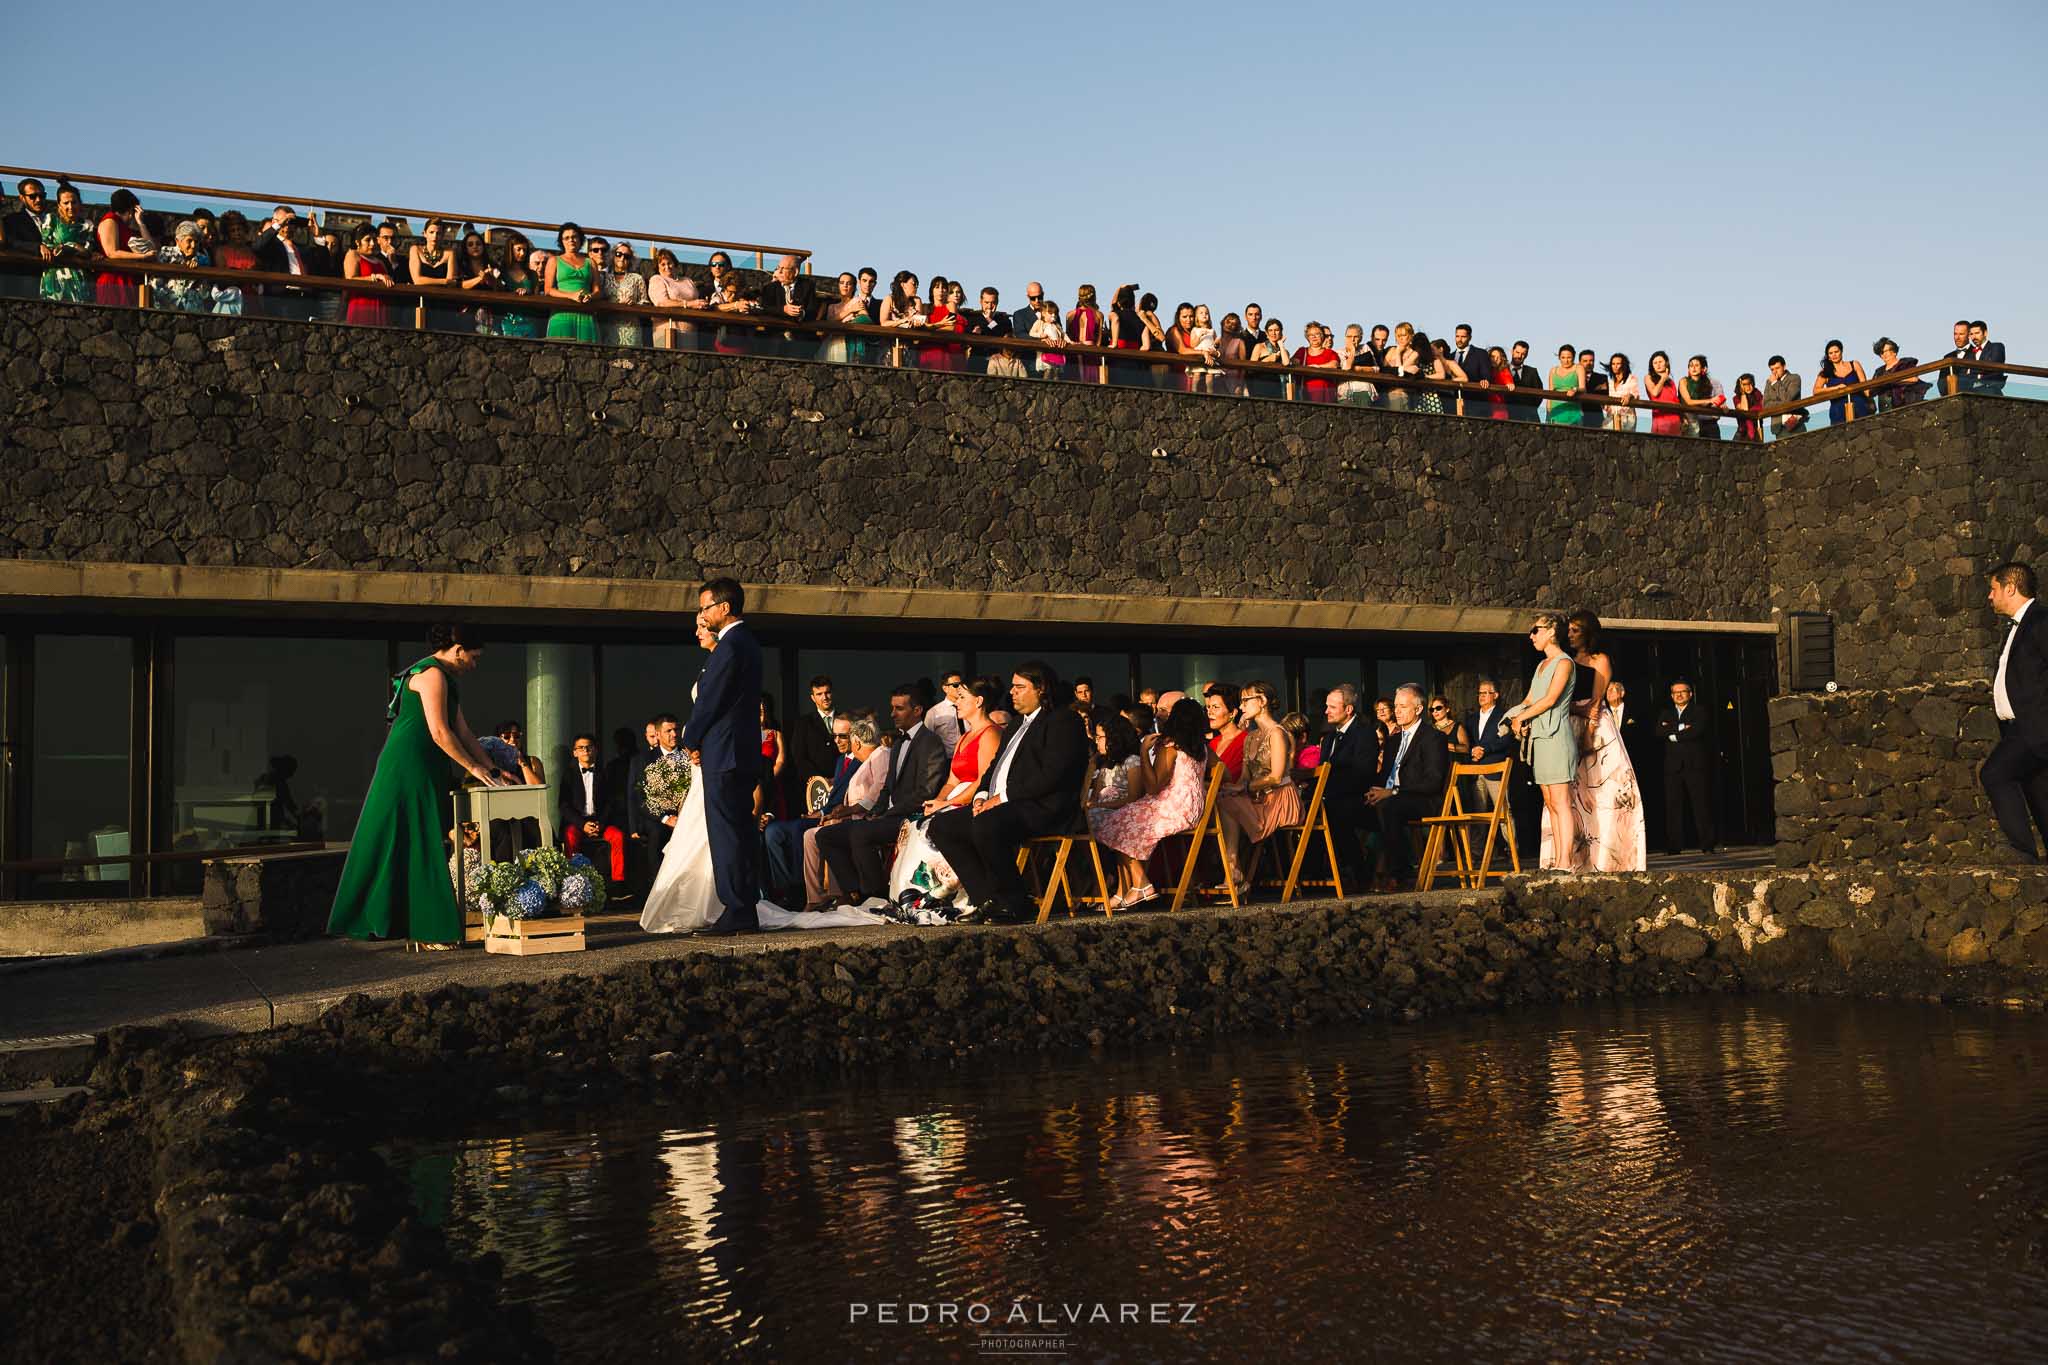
680,577,764,934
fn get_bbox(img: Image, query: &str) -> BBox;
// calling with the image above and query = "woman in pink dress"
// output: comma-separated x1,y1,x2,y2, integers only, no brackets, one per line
1065,284,1104,383
1091,698,1210,909
1560,611,1645,871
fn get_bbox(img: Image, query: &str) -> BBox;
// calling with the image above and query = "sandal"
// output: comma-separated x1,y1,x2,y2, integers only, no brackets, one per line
1125,883,1158,908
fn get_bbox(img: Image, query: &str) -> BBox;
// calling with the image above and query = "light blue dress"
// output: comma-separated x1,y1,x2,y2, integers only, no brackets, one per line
1523,654,1578,786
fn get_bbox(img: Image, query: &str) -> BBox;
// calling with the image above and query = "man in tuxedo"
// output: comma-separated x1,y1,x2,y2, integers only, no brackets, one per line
1657,679,1716,853
1318,683,1378,890
819,685,947,911
927,663,1089,924
680,578,765,933
1506,340,1544,422
1463,678,1515,815
1983,562,2048,861
253,207,336,323
559,733,628,886
763,714,858,905
1367,685,1450,890
1942,320,1977,393
1967,320,2007,395
785,674,840,800
1010,282,1044,339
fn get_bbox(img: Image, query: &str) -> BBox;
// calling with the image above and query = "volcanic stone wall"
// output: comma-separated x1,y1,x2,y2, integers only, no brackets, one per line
1764,396,2048,691
1769,680,2011,868
0,296,1768,619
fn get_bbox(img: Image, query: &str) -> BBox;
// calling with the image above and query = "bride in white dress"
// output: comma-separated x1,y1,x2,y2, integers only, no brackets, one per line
642,673,891,935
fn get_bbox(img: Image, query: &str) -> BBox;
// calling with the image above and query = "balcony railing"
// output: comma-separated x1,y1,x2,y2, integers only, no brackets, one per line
3,247,2040,441
0,162,811,272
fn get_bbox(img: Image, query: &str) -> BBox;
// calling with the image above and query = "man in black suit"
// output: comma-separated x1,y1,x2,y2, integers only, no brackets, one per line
962,286,1015,372
2,177,51,252
755,252,817,320
1367,685,1450,889
1967,320,2007,395
558,733,628,886
818,684,947,910
785,674,840,799
253,207,338,322
1009,281,1045,340
928,662,1089,924
627,712,683,864
1506,340,1544,422
1462,678,1516,816
1318,683,1379,890
1983,562,2048,861
681,577,765,933
1657,679,1716,853
1450,324,1487,395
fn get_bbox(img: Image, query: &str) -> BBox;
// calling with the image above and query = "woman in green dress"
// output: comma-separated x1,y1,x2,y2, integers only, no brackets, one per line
1505,612,1580,870
543,221,599,343
38,184,95,304
1546,344,1584,426
328,624,509,948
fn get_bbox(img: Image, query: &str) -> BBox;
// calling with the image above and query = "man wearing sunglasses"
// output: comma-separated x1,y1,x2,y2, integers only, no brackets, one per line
2,177,53,252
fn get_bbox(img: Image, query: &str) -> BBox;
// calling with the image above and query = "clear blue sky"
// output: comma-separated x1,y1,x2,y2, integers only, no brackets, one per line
11,0,2046,382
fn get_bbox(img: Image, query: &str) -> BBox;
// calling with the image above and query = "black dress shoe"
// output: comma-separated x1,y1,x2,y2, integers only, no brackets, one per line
980,903,1035,926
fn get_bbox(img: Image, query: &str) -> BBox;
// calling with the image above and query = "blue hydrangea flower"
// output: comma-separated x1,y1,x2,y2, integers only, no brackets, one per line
508,879,548,918
559,872,595,909
567,853,595,871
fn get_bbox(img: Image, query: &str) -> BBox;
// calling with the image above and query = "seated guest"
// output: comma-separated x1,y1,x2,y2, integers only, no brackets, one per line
817,685,947,911
1089,698,1208,909
1083,711,1146,853
1366,685,1451,891
1319,684,1377,887
800,713,888,911
926,663,1090,924
890,678,1005,915
1281,710,1317,776
1217,680,1303,888
1205,683,1246,782
762,713,857,907
558,733,628,886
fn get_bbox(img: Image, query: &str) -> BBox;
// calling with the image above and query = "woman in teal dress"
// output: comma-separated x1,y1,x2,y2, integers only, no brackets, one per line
543,221,599,343
495,232,544,339
328,624,509,948
1506,611,1580,870
1546,344,1584,426
37,184,95,304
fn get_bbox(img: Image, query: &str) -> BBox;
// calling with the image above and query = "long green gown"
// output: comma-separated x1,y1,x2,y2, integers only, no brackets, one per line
328,657,462,943
544,257,599,343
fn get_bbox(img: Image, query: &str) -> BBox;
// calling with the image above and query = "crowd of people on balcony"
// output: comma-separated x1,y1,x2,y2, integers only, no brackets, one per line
0,178,2018,434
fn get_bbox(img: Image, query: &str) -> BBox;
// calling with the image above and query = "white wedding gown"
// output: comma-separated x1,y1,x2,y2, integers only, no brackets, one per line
639,758,890,935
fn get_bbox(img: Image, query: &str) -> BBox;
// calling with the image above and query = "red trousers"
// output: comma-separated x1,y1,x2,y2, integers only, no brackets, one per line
563,823,626,882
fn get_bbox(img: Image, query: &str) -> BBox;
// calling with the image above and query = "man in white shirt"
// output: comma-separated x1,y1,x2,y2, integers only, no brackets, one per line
1365,684,1450,889
925,672,967,752
1464,678,1515,814
1984,562,2048,861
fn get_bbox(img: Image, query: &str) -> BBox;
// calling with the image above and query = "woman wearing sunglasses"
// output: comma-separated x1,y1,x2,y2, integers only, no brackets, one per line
1504,613,1579,870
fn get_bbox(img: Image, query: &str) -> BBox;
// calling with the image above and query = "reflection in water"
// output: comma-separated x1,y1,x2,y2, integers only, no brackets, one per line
405,997,2048,1362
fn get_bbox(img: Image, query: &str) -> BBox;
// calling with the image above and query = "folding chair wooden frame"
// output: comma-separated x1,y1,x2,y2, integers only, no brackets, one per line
1017,763,1114,924
1256,762,1345,904
1167,761,1238,912
1414,757,1521,891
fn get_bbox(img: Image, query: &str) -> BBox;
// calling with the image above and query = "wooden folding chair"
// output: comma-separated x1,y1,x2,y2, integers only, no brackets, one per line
1257,762,1345,904
1167,761,1238,912
1016,765,1114,923
1414,757,1521,891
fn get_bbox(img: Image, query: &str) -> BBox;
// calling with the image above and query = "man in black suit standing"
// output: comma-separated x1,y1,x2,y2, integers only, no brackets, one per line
253,207,336,323
928,662,1089,924
1983,562,2048,861
2,177,51,251
1942,320,1975,393
785,674,839,802
558,733,628,888
681,578,765,934
1506,340,1544,422
1317,683,1378,890
818,684,947,911
1657,679,1716,853
1450,324,1487,397
1367,684,1450,889
1966,320,2007,395
1010,281,1045,340
626,714,682,857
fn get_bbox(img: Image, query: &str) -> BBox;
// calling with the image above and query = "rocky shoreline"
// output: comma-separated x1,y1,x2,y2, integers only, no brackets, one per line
7,874,2045,1362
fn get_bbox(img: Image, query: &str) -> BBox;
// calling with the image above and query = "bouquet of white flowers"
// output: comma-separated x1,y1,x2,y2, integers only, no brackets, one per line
641,751,692,817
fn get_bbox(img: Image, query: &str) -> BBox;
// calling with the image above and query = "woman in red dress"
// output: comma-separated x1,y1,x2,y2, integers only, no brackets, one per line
341,224,394,327
916,277,964,371
1205,683,1248,782
757,694,788,822
1293,323,1343,402
1167,301,1199,392
1486,346,1514,420
1643,350,1684,436
94,188,156,308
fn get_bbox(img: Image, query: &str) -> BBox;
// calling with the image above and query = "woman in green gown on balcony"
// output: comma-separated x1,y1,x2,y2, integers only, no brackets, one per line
543,221,599,343
328,625,508,949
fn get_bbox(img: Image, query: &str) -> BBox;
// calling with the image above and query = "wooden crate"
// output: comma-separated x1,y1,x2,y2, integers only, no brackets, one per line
463,909,487,943
483,914,586,956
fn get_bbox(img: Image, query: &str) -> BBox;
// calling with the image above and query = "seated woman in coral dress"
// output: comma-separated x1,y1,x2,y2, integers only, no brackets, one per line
1216,681,1303,888
1090,699,1210,909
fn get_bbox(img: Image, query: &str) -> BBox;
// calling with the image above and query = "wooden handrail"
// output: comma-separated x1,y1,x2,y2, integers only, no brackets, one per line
0,840,327,874
0,162,811,269
5,248,2037,426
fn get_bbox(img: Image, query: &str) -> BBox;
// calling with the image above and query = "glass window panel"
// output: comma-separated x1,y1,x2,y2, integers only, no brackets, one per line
1304,657,1368,715
797,649,954,721
602,641,780,738
975,651,1132,703
1138,653,1286,700
171,637,389,850
1375,659,1430,703
30,635,131,894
